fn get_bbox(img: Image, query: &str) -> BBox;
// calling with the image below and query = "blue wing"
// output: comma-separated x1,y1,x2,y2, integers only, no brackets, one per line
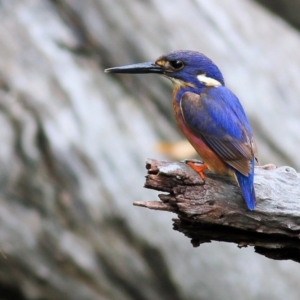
180,87,257,210
180,87,257,175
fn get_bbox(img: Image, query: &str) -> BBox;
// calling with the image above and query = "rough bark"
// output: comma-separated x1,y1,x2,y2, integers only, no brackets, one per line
1,0,300,300
135,159,300,262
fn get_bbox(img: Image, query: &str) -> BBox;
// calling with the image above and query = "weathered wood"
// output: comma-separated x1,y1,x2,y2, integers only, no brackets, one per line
135,159,300,262
1,0,300,299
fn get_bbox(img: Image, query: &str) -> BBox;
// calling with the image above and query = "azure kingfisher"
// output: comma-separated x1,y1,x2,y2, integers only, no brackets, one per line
105,50,258,210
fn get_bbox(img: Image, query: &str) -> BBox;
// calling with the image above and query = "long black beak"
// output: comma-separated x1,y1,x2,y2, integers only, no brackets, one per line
105,61,164,74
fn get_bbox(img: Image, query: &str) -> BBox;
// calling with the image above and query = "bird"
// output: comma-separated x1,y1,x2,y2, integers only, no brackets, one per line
105,50,258,210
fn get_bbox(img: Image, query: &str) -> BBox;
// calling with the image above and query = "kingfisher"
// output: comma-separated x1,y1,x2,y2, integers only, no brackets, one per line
105,50,258,210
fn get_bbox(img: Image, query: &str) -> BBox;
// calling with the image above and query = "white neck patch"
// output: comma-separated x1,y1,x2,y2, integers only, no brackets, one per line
197,74,222,87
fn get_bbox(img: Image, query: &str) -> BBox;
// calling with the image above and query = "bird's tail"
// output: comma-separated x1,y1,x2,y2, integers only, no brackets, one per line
234,159,256,210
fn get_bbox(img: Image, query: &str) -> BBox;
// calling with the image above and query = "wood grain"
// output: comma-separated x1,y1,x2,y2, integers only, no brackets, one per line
136,159,300,262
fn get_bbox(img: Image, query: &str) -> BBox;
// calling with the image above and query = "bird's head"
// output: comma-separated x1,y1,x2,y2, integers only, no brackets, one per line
105,50,225,89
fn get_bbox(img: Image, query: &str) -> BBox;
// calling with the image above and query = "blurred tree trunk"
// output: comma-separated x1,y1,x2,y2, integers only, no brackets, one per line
0,0,300,299
255,0,300,31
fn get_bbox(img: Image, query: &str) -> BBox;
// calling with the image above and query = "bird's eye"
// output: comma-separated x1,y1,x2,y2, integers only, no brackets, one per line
168,60,184,70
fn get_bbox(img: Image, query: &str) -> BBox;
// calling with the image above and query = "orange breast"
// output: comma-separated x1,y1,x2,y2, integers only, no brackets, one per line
172,96,228,175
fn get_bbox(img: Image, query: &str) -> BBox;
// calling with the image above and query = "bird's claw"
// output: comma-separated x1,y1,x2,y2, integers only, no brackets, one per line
181,158,204,165
256,163,276,170
182,159,207,181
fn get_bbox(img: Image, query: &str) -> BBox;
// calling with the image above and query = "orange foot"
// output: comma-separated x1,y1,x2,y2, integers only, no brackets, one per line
185,160,208,180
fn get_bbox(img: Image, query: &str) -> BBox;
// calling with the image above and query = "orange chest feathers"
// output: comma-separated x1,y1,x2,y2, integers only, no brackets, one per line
172,95,228,174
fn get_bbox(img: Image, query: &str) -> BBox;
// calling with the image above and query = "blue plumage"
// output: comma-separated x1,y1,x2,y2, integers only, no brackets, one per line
234,160,256,210
180,87,257,210
181,87,251,140
105,50,258,210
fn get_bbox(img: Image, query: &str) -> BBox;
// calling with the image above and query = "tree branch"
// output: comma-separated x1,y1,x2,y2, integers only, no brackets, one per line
134,159,300,262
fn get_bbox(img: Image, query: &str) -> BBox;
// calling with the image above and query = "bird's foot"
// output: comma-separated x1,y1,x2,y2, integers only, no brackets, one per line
182,159,207,180
256,163,276,170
